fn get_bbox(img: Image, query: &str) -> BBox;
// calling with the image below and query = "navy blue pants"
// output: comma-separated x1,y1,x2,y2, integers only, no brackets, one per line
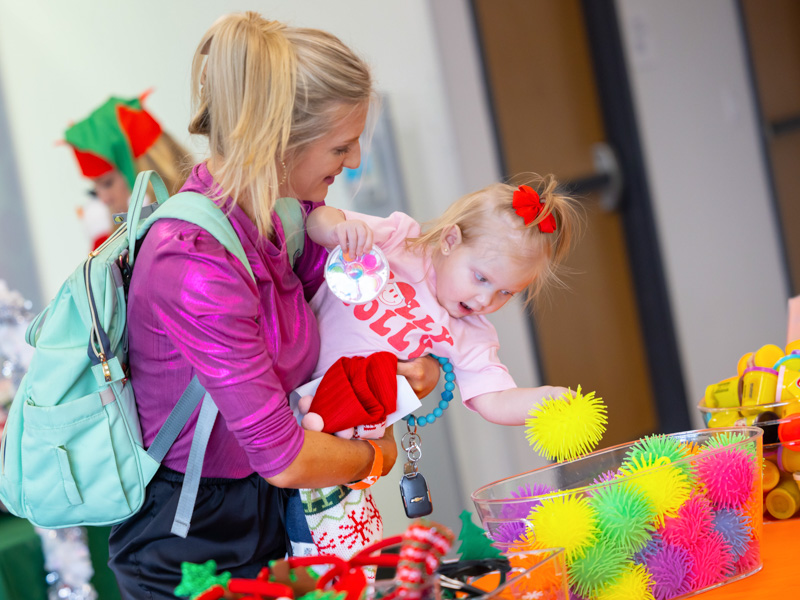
108,467,289,600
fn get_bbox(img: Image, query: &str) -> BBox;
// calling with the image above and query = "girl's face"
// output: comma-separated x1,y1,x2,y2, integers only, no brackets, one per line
283,103,368,202
92,169,130,217
433,226,541,319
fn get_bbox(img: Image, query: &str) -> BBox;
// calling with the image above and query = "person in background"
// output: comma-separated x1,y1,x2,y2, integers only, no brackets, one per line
64,92,191,248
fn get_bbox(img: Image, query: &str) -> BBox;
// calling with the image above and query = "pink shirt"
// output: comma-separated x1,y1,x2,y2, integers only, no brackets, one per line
127,162,327,479
311,210,516,407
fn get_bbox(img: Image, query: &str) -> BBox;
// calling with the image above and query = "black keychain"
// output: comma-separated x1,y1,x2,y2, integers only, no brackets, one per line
399,426,433,518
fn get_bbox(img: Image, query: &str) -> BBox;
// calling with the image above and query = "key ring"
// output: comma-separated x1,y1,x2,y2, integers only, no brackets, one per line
401,432,422,462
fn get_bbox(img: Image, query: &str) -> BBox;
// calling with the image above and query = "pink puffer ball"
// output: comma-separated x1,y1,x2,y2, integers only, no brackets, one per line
687,530,734,590
695,448,756,510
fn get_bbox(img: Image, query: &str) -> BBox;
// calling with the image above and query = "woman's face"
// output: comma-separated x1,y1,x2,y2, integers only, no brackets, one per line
283,103,368,202
91,169,131,217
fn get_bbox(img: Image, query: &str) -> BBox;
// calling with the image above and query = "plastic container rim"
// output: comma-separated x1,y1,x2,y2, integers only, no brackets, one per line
471,427,763,505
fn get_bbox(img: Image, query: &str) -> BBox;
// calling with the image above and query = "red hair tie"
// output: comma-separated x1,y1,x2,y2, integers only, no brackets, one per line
512,185,557,233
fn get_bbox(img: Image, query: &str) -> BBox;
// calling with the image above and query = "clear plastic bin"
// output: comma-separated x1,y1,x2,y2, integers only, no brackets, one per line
472,428,763,599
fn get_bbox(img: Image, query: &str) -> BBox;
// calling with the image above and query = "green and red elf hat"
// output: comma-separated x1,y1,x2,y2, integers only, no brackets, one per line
64,92,162,189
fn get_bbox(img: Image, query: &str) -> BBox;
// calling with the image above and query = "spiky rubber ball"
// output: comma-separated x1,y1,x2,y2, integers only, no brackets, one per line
642,542,693,600
712,509,750,560
660,494,714,550
589,483,656,554
687,530,734,590
525,386,608,462
595,562,655,600
695,447,756,510
567,539,628,598
617,454,691,527
526,493,598,562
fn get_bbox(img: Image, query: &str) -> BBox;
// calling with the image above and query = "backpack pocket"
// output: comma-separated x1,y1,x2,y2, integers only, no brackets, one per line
19,384,148,528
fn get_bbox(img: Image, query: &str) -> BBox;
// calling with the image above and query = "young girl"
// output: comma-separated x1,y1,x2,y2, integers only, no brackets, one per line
292,174,579,565
308,174,578,423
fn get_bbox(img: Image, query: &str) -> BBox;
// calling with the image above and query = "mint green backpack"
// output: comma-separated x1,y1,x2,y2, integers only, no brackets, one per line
0,170,304,536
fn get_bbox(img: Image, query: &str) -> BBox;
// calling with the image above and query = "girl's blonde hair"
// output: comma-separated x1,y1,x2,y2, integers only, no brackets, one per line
134,131,192,195
188,12,373,237
408,173,581,301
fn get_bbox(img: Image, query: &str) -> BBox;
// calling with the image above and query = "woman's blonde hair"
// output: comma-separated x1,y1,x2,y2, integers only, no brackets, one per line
408,173,582,301
134,131,192,195
189,12,373,237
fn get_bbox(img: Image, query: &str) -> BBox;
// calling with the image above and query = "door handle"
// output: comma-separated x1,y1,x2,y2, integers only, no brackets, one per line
560,142,623,213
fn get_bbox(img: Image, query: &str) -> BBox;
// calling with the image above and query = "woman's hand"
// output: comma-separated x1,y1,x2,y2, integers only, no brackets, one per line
397,355,441,399
332,218,374,259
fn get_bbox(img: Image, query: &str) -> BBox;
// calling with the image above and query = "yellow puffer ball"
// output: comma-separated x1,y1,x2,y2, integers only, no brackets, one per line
617,454,691,527
525,385,608,462
526,493,598,562
596,562,655,600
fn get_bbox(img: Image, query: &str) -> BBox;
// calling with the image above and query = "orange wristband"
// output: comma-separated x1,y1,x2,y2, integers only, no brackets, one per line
346,440,383,490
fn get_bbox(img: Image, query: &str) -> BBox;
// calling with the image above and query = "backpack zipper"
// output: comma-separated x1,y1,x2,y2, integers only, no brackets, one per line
84,223,128,382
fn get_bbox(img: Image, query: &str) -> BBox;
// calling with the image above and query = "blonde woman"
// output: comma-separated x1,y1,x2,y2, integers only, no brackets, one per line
108,13,437,598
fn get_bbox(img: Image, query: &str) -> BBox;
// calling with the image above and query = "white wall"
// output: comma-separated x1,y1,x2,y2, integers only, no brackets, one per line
0,0,545,537
615,0,789,427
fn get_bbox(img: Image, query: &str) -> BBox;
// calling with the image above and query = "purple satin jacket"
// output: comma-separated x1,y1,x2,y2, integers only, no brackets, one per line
127,162,327,478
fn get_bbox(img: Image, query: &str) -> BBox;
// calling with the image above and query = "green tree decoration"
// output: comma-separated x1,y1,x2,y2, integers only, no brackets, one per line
455,510,502,561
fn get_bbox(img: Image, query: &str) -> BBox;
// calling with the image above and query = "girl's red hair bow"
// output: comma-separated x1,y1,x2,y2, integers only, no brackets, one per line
512,185,557,233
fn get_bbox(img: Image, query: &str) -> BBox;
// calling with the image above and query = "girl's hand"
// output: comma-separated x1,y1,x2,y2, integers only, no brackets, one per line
332,218,374,259
397,355,441,399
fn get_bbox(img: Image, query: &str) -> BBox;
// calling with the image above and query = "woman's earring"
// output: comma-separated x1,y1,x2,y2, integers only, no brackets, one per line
442,246,449,255
280,159,288,186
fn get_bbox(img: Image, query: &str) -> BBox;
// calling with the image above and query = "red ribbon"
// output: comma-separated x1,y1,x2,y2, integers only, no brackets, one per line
512,185,557,233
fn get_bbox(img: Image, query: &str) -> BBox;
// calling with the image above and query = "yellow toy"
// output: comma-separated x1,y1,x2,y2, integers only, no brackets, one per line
701,341,800,426
525,386,608,462
764,474,800,520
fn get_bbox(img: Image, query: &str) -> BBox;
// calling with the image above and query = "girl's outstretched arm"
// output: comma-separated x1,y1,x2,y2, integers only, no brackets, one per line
469,386,569,426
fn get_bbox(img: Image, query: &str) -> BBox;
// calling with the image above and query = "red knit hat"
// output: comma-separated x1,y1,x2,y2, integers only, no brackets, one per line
309,352,398,434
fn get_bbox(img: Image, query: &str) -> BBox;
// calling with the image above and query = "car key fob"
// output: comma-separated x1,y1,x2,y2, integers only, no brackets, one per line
400,472,433,518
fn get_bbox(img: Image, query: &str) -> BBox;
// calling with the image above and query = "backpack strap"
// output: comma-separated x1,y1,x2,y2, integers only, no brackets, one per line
146,376,207,464
170,393,218,538
274,197,305,269
143,375,215,538
126,171,171,266
140,191,256,282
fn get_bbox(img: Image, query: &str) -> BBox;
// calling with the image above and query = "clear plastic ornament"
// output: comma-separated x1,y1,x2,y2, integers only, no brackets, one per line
324,245,390,305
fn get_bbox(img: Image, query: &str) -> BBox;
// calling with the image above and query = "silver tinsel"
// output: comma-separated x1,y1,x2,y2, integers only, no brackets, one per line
35,528,98,600
0,279,35,410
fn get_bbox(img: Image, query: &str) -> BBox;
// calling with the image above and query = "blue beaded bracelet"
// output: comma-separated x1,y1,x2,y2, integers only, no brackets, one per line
403,354,454,428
